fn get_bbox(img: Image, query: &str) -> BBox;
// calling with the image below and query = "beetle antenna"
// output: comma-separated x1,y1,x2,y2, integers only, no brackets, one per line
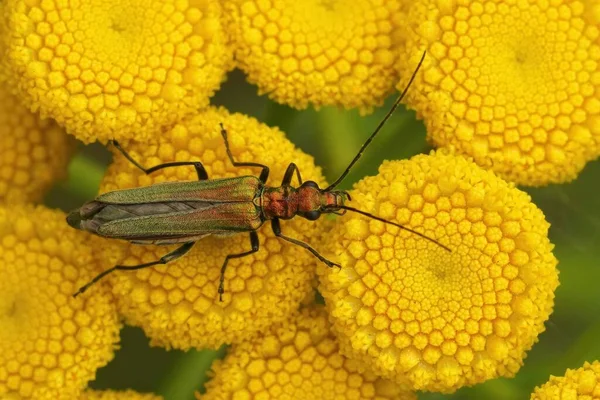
325,51,426,191
336,205,451,252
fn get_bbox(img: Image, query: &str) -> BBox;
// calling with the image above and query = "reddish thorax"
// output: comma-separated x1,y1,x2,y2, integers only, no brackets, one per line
261,185,344,220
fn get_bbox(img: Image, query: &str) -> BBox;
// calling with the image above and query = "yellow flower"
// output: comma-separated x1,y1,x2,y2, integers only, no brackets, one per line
0,82,74,203
0,205,121,399
397,0,600,186
95,107,326,349
200,306,416,400
3,0,233,143
318,150,558,393
531,360,600,399
81,389,163,400
225,0,402,112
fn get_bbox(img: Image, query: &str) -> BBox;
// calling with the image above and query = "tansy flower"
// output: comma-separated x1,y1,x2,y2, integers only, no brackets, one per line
94,107,326,349
200,306,416,400
318,150,558,393
531,360,600,399
0,205,121,399
0,82,74,204
3,0,233,143
225,0,402,112
397,0,600,186
81,389,163,400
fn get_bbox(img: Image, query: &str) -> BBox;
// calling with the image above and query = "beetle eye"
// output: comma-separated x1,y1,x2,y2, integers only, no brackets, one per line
302,180,319,189
302,210,321,221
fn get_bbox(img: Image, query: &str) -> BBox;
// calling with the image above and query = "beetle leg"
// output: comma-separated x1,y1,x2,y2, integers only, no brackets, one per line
111,140,209,180
72,242,196,297
271,219,341,268
219,231,260,302
219,123,270,184
282,163,303,186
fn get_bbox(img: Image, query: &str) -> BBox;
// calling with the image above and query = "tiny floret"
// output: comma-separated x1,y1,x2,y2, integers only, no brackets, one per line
225,0,403,112
397,0,600,185
319,150,559,393
0,205,121,399
201,306,417,400
531,360,600,399
97,107,326,349
3,0,233,143
0,82,73,203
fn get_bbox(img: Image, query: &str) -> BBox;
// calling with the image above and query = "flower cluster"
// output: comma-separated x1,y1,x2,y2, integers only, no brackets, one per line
3,0,233,143
0,205,121,399
225,0,403,112
319,150,559,392
201,305,416,400
396,0,600,186
531,360,600,399
97,107,327,349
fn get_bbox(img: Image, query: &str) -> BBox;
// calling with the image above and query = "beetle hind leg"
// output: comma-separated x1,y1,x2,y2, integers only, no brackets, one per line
72,242,196,297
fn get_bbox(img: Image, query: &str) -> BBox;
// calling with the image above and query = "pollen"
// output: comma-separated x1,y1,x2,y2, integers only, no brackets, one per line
98,107,328,349
397,0,600,185
225,0,403,113
531,361,600,399
0,82,74,203
200,306,417,400
319,150,559,393
2,0,233,143
0,205,121,399
81,389,163,399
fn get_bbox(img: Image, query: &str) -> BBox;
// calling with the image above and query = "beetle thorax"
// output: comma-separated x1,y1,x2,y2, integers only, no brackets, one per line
261,185,323,220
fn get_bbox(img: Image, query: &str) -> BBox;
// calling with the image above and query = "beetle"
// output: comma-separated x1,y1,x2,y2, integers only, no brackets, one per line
67,51,450,300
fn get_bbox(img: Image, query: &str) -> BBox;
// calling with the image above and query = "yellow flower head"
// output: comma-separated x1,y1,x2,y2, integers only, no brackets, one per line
319,150,559,393
0,205,121,399
0,82,74,203
3,0,233,143
95,107,326,349
200,306,417,400
397,0,600,186
81,389,163,400
225,0,402,112
531,360,600,399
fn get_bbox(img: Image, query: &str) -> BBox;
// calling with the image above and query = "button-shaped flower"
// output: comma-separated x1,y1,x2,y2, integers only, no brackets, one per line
319,150,559,393
3,0,233,143
0,82,74,203
0,205,121,399
397,0,600,186
200,306,416,400
94,107,326,349
225,0,403,112
531,360,600,399
81,390,163,400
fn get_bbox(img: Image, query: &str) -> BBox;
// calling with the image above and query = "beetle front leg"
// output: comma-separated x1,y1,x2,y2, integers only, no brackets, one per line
219,123,270,184
111,141,209,181
218,231,260,302
73,242,196,297
282,163,303,186
271,219,340,268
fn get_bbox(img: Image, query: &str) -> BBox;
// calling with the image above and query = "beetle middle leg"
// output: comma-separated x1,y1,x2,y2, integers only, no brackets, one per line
219,123,270,184
271,219,341,268
111,141,209,181
219,231,260,302
73,242,196,297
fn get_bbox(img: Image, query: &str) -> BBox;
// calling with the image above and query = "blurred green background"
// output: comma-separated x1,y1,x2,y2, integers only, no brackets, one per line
45,69,600,400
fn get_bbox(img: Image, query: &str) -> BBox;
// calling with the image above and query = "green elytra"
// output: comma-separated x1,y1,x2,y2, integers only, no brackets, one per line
67,52,450,301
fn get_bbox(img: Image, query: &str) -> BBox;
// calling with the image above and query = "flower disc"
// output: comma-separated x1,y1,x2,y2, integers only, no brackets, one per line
397,0,600,185
531,361,600,399
319,150,559,392
3,0,233,143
